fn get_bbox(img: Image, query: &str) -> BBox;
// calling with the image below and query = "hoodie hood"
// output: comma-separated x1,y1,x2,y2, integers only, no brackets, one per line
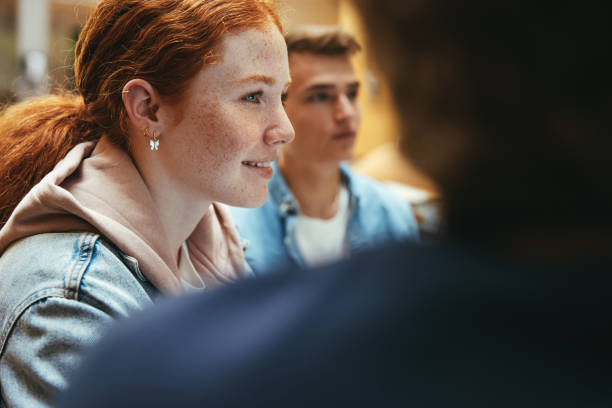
0,137,246,294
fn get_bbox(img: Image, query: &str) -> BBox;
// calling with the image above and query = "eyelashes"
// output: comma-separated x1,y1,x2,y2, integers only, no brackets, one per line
242,91,288,106
242,91,263,104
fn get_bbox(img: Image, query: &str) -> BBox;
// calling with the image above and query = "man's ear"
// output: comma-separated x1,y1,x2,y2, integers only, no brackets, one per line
122,79,161,129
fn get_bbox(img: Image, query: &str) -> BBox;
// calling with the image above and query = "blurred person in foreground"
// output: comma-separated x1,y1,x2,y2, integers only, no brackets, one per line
58,1,612,407
231,26,419,274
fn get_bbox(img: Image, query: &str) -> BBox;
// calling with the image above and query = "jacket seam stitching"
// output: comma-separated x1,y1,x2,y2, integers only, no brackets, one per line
66,232,100,301
0,288,72,359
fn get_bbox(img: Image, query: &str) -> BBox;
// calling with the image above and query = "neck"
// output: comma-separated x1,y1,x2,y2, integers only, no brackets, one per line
278,152,342,219
132,148,212,264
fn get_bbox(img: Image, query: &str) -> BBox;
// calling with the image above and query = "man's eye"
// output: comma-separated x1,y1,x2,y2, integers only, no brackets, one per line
281,93,288,106
243,92,262,103
309,92,331,102
347,89,359,100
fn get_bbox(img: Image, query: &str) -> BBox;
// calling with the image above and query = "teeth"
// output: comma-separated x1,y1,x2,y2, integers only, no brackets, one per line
242,161,271,168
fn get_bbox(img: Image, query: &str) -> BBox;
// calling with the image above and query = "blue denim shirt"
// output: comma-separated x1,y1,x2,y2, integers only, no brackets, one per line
0,232,158,408
230,162,420,275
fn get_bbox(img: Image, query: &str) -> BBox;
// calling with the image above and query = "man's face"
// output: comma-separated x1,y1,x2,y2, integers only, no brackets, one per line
282,52,361,165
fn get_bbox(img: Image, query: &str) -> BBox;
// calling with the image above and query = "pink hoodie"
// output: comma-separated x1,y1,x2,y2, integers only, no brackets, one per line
0,137,246,294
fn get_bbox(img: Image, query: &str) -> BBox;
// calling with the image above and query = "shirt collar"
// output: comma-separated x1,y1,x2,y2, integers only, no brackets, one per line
268,160,359,217
269,161,299,216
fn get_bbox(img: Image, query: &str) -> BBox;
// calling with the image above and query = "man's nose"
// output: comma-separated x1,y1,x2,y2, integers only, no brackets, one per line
333,94,357,122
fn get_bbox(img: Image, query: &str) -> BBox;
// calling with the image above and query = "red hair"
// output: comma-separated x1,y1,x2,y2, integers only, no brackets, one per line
0,0,282,227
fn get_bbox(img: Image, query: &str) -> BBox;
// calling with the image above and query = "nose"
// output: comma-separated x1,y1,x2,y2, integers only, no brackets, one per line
333,94,357,122
264,106,295,147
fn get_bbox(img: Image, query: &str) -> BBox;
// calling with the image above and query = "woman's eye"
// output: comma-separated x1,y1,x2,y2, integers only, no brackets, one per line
281,92,288,106
347,89,359,100
243,92,262,104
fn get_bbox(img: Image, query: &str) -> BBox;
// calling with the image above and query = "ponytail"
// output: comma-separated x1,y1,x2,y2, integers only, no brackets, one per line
0,95,100,227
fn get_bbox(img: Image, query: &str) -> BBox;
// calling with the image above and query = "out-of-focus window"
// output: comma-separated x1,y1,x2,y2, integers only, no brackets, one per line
0,0,93,102
0,1,17,103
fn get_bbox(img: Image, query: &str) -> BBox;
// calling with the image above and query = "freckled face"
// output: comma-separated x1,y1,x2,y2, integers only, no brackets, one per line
160,24,294,208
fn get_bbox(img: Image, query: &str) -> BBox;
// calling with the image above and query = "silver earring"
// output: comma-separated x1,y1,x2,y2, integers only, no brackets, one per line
144,128,159,151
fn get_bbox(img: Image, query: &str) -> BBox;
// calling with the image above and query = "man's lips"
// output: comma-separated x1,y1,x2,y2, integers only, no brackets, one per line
332,130,357,140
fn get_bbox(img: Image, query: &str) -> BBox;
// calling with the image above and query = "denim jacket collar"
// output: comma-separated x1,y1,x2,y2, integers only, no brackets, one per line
268,161,359,219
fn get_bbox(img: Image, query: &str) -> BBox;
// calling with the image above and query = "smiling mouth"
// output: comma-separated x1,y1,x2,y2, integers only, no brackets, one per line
241,161,272,168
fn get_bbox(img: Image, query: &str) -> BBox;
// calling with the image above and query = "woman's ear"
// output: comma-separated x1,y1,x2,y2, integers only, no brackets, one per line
122,79,161,130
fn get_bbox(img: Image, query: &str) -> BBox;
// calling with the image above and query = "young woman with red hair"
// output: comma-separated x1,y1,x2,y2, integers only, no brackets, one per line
0,0,293,406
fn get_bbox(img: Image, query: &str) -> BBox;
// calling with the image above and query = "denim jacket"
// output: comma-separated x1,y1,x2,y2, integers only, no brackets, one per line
0,232,158,408
230,162,420,275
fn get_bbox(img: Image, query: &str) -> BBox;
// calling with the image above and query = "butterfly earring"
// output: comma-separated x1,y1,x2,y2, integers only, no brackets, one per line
144,128,160,151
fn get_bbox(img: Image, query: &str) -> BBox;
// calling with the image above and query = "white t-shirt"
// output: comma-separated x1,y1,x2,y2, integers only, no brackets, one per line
294,185,350,268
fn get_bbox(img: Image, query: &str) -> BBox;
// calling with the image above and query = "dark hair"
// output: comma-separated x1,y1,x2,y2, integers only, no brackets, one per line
354,0,612,239
285,25,361,57
0,0,281,228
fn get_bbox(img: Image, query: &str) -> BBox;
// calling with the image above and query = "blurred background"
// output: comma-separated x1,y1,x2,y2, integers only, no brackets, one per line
0,0,440,236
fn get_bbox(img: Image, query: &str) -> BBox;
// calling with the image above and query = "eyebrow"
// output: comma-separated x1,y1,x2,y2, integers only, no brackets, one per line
234,74,276,86
304,81,360,93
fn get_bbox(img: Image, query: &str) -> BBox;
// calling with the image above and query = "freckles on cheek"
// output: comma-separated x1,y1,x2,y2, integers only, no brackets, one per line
186,107,250,172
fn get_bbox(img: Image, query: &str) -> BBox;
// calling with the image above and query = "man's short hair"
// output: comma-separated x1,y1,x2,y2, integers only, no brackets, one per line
285,25,361,57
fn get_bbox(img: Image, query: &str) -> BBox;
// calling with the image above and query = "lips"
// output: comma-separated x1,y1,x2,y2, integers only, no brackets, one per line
241,161,272,168
241,159,274,180
332,130,357,140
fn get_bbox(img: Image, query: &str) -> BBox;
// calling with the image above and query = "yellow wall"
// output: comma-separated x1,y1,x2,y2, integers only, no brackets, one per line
337,0,400,158
278,0,340,27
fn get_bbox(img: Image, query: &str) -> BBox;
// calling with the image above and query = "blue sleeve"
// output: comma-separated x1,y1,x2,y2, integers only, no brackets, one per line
0,234,155,408
395,197,421,243
0,297,115,408
356,177,421,244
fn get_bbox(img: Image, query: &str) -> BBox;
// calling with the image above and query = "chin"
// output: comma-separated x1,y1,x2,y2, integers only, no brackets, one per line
342,151,355,161
332,150,354,163
226,188,269,209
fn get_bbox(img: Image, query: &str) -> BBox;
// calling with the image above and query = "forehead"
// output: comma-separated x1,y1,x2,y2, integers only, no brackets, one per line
288,53,357,90
189,24,290,92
